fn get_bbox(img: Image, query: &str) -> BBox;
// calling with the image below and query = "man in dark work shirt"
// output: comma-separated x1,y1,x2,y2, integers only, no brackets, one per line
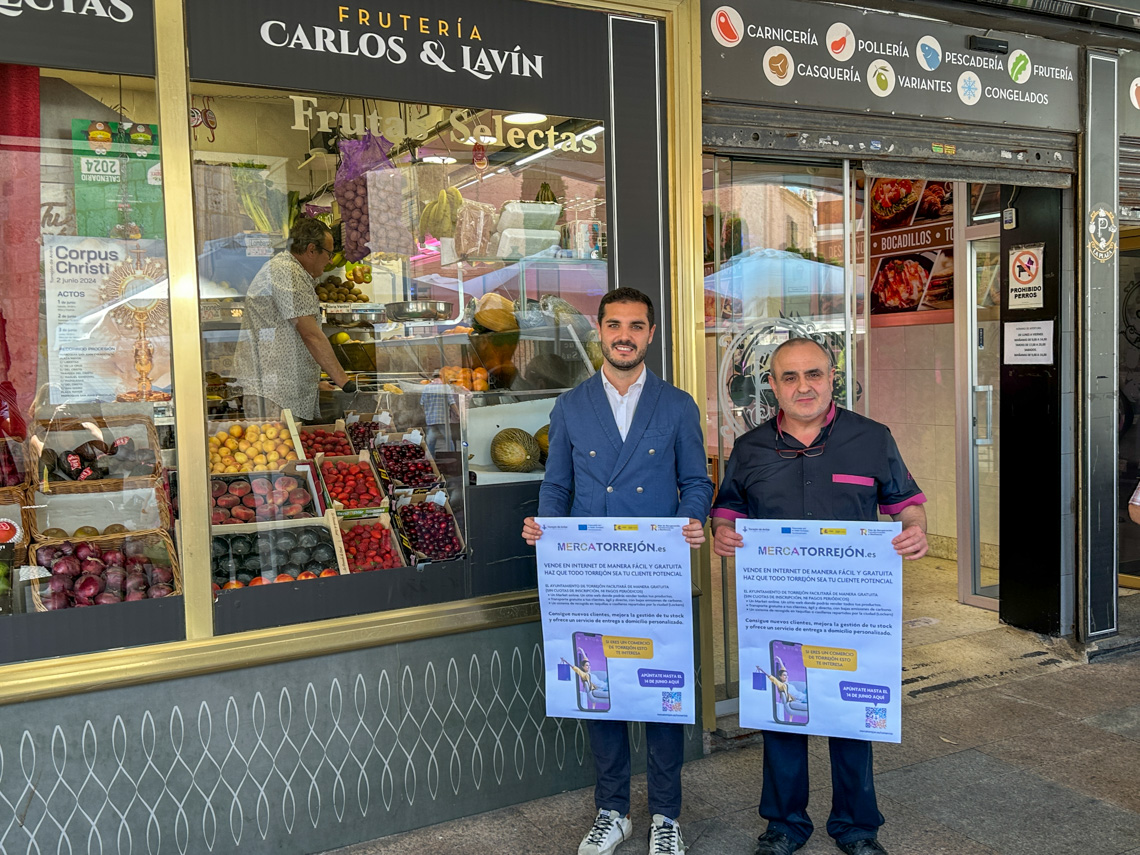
712,337,927,855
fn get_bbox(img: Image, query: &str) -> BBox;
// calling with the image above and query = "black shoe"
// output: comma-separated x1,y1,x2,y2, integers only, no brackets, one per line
755,829,804,855
836,838,888,855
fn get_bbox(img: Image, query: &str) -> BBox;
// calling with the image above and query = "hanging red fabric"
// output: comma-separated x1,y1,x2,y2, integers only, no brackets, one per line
0,62,40,438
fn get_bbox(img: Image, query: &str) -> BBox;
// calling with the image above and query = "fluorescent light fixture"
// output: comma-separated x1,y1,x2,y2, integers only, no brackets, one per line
461,135,498,145
973,212,1000,221
515,125,605,167
422,155,457,164
504,112,547,125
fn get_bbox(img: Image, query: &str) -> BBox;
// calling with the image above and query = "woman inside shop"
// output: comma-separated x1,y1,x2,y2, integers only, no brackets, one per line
234,218,355,422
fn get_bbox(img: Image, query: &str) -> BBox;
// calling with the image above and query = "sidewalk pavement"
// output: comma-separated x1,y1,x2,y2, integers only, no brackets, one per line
324,646,1140,855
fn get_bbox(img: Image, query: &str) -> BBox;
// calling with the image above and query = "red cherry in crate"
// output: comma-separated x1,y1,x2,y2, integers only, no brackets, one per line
346,421,381,452
397,502,461,560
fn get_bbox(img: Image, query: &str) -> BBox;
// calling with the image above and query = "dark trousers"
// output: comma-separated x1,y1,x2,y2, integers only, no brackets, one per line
760,731,883,845
588,719,684,820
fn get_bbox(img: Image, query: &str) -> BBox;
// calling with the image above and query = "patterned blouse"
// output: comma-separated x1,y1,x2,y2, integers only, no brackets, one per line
234,252,321,419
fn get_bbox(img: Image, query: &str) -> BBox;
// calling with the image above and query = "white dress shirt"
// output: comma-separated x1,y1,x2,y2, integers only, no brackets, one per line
600,365,647,442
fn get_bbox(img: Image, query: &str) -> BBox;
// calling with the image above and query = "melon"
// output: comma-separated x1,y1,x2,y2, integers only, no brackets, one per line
490,428,542,473
534,424,550,464
474,292,519,332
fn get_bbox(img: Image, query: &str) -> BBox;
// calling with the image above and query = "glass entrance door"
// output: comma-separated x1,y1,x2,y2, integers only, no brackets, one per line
702,155,856,708
962,225,1001,604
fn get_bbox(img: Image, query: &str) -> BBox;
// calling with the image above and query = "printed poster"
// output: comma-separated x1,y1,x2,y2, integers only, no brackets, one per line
735,519,903,743
71,119,165,240
1008,243,1045,309
535,517,695,724
868,178,954,323
44,236,171,405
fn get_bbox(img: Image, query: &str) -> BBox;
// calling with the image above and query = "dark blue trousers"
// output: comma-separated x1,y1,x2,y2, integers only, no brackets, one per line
588,719,684,820
760,731,883,845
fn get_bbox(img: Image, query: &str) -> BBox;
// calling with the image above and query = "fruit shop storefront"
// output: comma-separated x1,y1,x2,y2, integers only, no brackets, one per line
0,0,704,851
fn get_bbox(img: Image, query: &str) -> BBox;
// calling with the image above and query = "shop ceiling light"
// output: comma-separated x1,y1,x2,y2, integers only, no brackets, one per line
422,155,457,164
461,135,498,145
504,112,548,125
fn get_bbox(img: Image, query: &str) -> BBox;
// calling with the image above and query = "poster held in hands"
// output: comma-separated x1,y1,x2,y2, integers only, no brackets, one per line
535,517,695,724
735,519,903,743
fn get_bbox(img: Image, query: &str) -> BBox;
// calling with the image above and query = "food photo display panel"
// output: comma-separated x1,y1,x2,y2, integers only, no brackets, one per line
867,178,955,327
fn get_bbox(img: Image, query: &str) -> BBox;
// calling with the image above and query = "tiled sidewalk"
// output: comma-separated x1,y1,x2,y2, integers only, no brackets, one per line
324,652,1140,855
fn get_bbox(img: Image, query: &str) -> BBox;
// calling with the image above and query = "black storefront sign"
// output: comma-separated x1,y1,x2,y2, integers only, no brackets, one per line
1119,51,1140,137
702,0,1080,132
187,0,608,119
0,0,155,76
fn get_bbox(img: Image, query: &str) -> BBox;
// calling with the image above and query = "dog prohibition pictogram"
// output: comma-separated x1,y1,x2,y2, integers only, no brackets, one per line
1011,251,1039,286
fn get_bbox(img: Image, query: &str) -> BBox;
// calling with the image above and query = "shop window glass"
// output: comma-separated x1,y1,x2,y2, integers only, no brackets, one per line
190,85,607,627
0,65,182,663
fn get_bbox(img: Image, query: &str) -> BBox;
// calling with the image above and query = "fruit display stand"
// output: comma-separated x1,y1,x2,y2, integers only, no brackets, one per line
26,530,182,613
26,415,162,494
392,489,466,564
337,514,408,572
28,484,171,542
209,509,436,636
209,461,324,526
373,430,444,492
315,452,387,518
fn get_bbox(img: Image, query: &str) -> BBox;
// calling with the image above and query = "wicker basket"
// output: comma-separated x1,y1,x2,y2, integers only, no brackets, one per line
27,484,172,541
26,415,162,495
0,435,30,508
29,529,182,612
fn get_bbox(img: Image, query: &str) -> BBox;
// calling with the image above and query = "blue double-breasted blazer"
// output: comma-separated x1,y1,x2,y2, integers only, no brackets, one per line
538,369,714,521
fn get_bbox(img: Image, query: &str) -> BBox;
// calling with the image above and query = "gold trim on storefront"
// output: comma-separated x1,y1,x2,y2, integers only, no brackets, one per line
0,593,540,706
0,0,710,713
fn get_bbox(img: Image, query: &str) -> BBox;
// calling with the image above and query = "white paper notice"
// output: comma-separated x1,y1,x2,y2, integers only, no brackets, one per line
1008,244,1044,309
535,517,695,724
735,519,903,743
1004,320,1054,364
43,236,170,404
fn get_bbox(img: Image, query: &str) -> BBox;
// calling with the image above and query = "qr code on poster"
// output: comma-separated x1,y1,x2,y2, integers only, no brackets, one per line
865,707,888,730
662,692,683,712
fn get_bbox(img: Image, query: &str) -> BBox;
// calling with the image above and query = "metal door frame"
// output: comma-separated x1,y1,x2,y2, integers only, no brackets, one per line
959,214,1002,610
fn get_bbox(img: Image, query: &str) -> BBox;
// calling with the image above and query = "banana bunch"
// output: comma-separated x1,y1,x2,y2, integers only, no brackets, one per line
536,182,557,203
323,248,346,272
417,186,464,241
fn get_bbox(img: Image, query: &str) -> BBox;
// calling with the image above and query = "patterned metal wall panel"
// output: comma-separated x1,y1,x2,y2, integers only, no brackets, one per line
0,622,702,855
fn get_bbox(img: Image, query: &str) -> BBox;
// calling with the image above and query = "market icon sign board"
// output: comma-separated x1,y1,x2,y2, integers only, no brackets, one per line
702,0,1080,132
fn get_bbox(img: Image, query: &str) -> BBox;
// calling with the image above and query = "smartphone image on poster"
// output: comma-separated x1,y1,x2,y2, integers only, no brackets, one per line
571,632,611,713
768,640,809,725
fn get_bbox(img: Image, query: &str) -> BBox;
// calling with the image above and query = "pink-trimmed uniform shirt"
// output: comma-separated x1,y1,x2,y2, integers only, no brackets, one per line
712,403,925,524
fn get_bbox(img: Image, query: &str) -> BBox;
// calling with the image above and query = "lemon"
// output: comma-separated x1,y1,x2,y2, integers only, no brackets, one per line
332,331,352,345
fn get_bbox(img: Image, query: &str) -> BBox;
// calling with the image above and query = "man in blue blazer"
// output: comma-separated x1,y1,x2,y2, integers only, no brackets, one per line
523,287,713,855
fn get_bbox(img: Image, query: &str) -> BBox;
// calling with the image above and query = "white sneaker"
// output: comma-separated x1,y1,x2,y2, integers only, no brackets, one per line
579,808,633,855
649,814,686,855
